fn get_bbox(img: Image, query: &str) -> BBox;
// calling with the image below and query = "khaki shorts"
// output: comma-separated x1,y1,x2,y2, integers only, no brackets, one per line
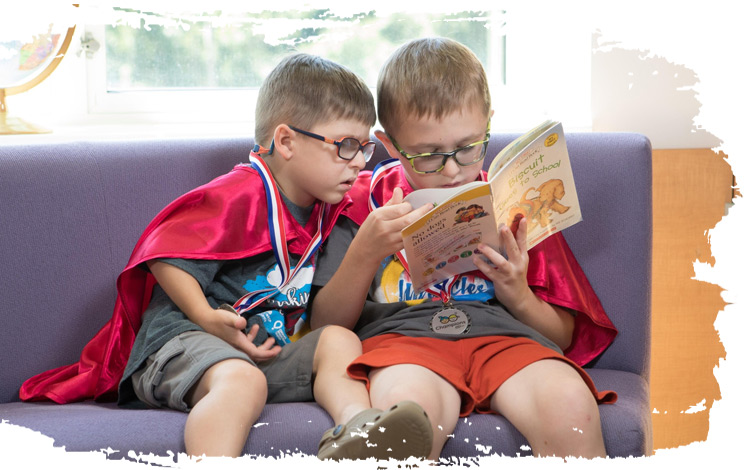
131,327,325,411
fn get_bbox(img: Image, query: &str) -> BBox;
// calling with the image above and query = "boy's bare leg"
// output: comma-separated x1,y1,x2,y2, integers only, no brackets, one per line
184,358,268,457
312,325,371,424
368,364,461,460
490,359,606,459
314,327,433,461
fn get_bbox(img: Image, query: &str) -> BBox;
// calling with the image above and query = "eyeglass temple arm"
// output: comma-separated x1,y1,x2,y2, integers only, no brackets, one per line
253,141,275,155
291,127,336,145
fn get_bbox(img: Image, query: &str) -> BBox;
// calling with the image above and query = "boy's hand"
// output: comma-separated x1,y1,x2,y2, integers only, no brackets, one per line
204,307,282,362
472,216,576,348
472,215,533,313
354,187,433,263
243,323,284,362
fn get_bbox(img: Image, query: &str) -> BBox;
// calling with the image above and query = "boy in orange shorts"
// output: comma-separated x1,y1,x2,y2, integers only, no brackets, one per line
311,38,618,459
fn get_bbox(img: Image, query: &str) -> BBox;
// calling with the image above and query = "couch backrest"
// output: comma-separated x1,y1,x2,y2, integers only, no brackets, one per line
487,134,653,378
0,133,651,403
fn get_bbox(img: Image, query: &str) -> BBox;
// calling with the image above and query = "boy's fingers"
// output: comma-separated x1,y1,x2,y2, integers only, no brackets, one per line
396,203,433,228
252,346,282,361
516,216,528,252
509,213,523,236
233,314,247,330
257,336,277,350
239,326,281,360
501,218,525,257
410,202,434,219
384,187,404,206
477,243,503,263
374,200,414,221
243,327,277,351
217,305,245,329
474,244,505,273
252,339,282,361
230,328,256,355
500,225,518,258
244,323,260,340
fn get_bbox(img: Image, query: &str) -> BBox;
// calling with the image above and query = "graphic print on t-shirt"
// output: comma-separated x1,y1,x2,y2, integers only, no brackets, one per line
372,257,494,304
242,262,314,344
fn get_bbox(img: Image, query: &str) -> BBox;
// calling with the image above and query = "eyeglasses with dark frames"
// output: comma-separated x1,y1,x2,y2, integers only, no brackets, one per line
389,123,491,174
289,126,376,162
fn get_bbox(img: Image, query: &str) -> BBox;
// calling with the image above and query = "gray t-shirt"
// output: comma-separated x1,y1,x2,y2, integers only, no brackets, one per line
119,195,315,405
313,216,562,352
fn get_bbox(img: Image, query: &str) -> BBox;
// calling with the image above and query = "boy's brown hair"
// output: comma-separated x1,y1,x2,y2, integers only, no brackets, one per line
255,53,376,149
377,37,491,134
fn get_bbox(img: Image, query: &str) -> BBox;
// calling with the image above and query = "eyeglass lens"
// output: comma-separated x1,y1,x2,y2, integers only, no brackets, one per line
338,138,376,162
411,143,485,172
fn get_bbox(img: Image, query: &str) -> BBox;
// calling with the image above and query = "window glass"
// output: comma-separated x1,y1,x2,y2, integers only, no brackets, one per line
86,6,591,130
104,8,500,91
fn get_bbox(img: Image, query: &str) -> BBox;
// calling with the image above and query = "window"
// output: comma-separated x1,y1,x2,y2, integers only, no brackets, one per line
83,5,591,131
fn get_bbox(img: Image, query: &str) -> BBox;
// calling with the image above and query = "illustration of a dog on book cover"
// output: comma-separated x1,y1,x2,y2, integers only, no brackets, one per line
507,178,570,232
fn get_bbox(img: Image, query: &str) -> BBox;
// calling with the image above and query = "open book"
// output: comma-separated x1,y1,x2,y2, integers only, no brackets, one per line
400,120,582,292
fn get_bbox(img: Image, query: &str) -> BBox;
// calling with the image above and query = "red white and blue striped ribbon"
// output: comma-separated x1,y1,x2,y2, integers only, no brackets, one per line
368,158,401,212
424,276,459,305
232,153,327,315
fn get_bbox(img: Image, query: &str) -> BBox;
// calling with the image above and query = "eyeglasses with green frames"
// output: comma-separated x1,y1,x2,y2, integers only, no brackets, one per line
390,123,491,174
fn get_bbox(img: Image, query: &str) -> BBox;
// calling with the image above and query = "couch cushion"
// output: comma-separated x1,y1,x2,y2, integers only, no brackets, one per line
0,369,650,459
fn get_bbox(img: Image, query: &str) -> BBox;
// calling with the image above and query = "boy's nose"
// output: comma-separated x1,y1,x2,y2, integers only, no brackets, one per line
348,149,367,169
440,155,461,178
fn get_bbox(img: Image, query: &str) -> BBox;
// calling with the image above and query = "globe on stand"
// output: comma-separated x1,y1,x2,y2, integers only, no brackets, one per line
1,22,76,135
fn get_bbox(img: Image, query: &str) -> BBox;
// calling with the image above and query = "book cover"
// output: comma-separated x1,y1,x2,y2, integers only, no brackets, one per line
401,121,582,292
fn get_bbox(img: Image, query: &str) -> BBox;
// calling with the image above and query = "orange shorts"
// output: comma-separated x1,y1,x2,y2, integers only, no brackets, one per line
348,334,617,417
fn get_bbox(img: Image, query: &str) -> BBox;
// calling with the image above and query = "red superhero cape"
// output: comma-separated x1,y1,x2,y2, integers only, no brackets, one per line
343,165,617,367
20,164,350,403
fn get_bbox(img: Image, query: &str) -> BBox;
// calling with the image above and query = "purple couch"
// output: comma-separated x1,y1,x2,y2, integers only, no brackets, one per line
0,132,652,461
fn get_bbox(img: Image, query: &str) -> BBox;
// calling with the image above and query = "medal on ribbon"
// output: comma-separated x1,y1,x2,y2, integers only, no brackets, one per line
231,152,326,344
424,278,471,335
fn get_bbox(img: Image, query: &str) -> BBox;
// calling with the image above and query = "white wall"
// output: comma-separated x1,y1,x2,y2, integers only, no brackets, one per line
592,37,721,149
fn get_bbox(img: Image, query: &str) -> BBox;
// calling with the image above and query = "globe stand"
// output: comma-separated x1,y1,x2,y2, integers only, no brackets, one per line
1,21,76,136
1,90,51,135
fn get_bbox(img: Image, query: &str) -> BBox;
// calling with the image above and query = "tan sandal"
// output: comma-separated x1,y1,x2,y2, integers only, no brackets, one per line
317,400,433,461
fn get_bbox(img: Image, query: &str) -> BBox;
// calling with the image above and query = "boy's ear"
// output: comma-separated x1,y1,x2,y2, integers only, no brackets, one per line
272,124,295,161
374,129,399,160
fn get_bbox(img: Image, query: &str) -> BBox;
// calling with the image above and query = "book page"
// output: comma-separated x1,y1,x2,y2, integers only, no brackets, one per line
488,122,582,249
487,120,557,179
401,184,499,292
403,180,486,210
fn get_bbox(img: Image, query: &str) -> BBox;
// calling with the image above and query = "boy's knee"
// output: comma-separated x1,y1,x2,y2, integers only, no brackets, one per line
188,359,266,409
540,376,600,426
555,376,596,405
211,359,267,395
383,381,425,404
370,367,450,409
317,325,362,352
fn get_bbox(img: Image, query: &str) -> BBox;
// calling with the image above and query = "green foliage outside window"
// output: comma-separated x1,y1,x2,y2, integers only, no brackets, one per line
105,8,493,90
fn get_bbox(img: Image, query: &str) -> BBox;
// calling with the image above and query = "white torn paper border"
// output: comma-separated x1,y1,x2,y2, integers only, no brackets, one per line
1,1,742,469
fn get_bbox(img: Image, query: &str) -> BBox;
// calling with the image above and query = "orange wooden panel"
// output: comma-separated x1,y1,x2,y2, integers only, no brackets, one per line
650,148,732,450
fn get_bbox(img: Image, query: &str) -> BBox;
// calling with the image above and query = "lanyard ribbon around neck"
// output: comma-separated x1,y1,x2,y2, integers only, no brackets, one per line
232,153,327,315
